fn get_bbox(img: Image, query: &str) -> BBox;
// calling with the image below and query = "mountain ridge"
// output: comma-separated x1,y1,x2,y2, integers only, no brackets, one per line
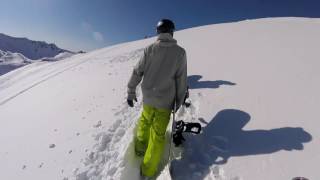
0,33,71,60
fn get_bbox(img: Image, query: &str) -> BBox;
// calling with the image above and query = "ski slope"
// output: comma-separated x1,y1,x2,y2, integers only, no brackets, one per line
0,18,319,180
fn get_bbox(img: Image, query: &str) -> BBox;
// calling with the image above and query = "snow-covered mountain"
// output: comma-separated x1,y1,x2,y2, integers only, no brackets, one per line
0,33,70,60
0,33,75,75
0,49,30,64
0,18,319,180
0,49,33,76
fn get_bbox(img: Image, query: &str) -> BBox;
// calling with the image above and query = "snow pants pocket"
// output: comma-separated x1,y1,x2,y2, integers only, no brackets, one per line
135,104,171,177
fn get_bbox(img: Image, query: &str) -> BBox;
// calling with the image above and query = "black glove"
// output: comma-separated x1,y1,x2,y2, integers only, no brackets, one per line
127,98,137,107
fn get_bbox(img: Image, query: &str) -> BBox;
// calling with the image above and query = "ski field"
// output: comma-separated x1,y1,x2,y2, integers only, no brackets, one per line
0,18,319,180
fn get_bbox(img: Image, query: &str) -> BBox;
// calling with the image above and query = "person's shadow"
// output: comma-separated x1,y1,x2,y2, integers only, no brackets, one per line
170,109,313,180
188,75,236,89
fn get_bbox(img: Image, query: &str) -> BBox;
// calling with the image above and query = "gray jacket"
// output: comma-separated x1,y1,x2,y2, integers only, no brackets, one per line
127,33,187,110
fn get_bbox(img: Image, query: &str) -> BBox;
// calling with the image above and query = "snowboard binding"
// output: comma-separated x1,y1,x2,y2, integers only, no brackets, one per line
172,120,201,146
172,87,202,146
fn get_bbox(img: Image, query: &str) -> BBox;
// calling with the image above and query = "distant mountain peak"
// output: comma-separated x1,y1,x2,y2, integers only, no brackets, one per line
0,33,72,60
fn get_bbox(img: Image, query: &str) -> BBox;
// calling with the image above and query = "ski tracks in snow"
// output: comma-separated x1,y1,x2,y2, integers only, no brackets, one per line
0,55,90,105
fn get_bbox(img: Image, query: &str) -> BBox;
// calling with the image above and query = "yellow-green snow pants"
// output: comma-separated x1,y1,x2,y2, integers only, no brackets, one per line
135,104,171,177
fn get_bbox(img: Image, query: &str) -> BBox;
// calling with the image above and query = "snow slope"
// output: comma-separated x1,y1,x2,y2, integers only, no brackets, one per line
0,50,75,76
0,17,319,180
41,52,75,62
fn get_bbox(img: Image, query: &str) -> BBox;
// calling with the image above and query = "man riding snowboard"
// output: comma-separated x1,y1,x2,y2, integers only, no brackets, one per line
127,19,187,178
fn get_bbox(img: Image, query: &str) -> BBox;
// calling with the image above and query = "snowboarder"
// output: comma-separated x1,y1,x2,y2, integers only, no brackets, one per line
127,19,188,178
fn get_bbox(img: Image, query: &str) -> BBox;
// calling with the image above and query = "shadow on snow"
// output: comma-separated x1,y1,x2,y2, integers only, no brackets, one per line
171,109,312,180
188,75,236,89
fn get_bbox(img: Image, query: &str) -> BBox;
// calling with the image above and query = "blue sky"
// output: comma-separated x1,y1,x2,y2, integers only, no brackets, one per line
1,0,319,52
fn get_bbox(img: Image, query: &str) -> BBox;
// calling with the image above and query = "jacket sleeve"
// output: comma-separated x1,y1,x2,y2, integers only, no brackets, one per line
175,51,188,109
127,49,147,100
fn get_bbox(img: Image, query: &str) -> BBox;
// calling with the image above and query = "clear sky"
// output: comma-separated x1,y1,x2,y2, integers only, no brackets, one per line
1,0,319,52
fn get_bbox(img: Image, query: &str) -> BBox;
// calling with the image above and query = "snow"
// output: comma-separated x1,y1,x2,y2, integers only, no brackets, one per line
0,17,319,180
0,50,75,76
41,52,75,62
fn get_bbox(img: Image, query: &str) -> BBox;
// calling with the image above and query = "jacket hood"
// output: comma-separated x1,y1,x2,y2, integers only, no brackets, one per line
156,33,177,47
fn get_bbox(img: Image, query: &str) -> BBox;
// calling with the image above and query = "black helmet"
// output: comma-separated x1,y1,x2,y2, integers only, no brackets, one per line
156,19,175,35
